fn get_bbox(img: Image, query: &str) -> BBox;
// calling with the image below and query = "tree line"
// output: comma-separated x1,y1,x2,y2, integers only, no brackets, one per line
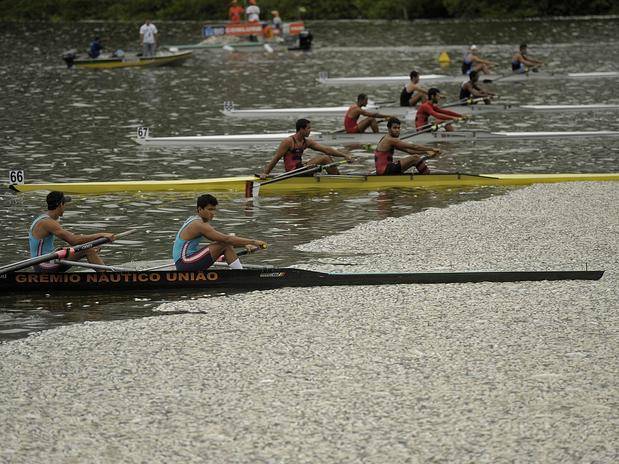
0,0,616,21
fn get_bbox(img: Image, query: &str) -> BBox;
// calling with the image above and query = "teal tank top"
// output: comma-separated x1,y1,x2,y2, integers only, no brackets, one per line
172,215,202,262
29,214,54,257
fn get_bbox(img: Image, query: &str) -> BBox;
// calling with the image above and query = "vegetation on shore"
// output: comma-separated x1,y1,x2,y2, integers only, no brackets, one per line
0,0,617,21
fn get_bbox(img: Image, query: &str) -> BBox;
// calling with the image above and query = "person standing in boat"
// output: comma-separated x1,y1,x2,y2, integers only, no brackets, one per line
246,0,261,22
245,0,261,41
88,35,102,58
374,118,440,176
344,94,392,133
139,19,158,58
512,44,544,73
173,194,266,271
228,0,244,23
260,118,353,179
415,88,464,132
271,10,283,33
400,71,429,107
459,71,496,104
461,45,495,75
29,191,115,273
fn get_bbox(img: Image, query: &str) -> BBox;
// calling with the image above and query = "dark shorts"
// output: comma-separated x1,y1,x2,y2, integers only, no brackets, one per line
175,247,216,271
381,161,402,175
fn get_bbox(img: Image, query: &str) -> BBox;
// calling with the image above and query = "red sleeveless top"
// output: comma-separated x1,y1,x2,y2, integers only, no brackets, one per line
374,138,395,175
344,105,360,133
284,136,307,171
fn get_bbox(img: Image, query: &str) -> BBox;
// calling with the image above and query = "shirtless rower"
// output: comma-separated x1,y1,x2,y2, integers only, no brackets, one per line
462,45,495,75
415,88,464,132
344,93,392,133
260,118,353,179
28,191,115,272
400,71,428,107
374,118,440,176
512,44,544,73
173,194,266,271
459,70,496,104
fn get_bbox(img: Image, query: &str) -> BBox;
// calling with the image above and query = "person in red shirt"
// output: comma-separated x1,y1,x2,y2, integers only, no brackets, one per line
415,88,463,132
260,118,353,179
344,93,392,134
374,118,440,175
229,0,244,22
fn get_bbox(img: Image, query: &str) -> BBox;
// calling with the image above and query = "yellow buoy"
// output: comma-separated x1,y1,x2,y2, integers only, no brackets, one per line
438,51,450,64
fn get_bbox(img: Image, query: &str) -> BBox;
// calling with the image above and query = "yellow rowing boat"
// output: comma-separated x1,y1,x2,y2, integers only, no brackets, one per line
8,173,619,195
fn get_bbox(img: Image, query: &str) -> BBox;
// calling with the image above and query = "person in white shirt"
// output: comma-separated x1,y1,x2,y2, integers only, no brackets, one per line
246,0,260,22
139,19,158,58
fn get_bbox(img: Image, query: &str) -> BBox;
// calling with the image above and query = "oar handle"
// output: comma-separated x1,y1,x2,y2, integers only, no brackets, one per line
0,229,137,274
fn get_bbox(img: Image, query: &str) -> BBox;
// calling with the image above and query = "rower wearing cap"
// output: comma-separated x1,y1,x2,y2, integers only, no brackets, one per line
512,44,544,73
344,93,392,133
374,118,440,176
28,191,115,272
400,71,428,107
260,118,352,179
459,70,496,104
415,88,464,132
173,194,266,271
462,45,496,75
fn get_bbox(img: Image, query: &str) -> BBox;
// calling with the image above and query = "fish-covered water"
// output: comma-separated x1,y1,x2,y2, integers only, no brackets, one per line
0,17,618,339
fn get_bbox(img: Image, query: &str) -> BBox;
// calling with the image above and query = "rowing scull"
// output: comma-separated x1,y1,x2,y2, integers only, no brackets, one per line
0,267,604,293
135,129,619,147
9,173,619,195
222,103,619,119
318,71,619,86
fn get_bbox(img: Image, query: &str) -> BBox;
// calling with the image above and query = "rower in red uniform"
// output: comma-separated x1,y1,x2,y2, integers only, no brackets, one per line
415,88,464,132
344,93,391,133
374,118,440,175
260,118,353,179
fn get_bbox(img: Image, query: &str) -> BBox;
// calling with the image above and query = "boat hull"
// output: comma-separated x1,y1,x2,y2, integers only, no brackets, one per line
9,173,619,195
64,51,193,69
318,71,619,86
0,268,604,293
223,104,619,119
135,130,619,147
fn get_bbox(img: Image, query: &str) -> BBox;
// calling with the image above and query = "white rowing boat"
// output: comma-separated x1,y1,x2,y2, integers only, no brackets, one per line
135,127,619,148
318,71,619,86
222,102,619,119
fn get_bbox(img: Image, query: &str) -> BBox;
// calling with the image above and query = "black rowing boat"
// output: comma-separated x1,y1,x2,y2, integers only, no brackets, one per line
0,268,604,293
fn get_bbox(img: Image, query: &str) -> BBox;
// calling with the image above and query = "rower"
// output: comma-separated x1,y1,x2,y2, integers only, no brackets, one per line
344,93,391,133
28,191,115,272
260,118,352,179
415,88,464,132
512,44,544,73
173,194,266,271
374,118,440,175
462,44,495,75
459,70,496,104
400,71,428,107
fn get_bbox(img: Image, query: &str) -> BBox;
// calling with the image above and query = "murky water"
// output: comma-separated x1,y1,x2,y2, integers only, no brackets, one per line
1,17,618,340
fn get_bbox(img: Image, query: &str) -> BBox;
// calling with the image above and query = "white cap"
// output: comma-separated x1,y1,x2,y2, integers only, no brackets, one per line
470,44,478,50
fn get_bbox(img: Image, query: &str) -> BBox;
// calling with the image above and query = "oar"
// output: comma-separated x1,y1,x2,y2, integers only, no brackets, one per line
400,119,457,141
141,245,268,271
248,159,350,198
0,229,137,274
443,97,487,108
482,72,518,84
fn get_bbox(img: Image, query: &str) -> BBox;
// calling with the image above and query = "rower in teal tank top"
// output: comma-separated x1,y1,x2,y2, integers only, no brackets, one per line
173,215,216,271
29,213,54,257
